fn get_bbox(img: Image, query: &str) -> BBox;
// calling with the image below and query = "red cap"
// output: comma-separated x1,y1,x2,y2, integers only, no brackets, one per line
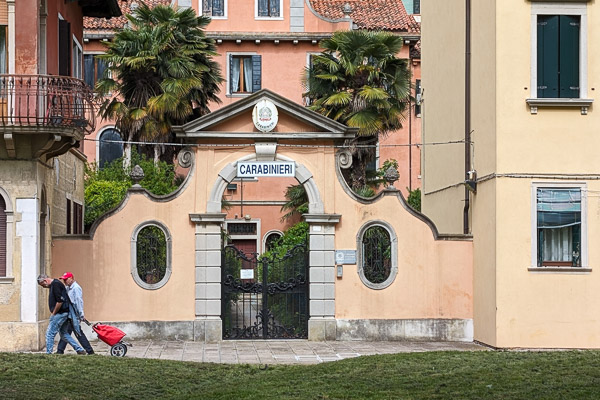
60,272,73,280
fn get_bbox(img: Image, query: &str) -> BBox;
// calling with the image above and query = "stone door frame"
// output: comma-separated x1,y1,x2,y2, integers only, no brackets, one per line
190,153,339,342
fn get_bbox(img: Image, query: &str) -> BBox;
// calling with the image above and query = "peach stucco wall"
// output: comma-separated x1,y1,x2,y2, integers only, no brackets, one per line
53,182,197,322
54,125,472,323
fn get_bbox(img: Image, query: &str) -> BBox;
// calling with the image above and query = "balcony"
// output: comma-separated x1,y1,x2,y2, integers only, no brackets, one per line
0,74,96,159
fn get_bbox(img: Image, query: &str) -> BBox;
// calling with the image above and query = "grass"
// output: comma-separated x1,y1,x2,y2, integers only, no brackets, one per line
1,350,600,399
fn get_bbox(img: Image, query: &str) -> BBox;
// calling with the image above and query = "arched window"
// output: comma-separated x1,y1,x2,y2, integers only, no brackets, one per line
263,231,283,253
357,221,398,290
0,195,6,277
99,128,123,168
131,221,172,289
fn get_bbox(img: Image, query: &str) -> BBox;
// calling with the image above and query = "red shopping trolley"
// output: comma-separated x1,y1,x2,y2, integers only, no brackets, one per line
85,320,131,357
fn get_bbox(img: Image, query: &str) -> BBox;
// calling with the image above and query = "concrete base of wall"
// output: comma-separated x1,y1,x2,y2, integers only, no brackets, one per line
308,318,337,340
33,318,473,344
0,321,47,352
336,319,474,341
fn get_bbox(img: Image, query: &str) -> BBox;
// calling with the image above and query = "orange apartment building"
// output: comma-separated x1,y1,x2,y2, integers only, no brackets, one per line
81,0,422,256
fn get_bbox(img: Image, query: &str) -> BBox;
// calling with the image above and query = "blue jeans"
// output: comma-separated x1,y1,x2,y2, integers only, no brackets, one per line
46,313,83,354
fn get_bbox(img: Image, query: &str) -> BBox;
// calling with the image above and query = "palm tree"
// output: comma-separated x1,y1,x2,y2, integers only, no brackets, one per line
280,184,309,222
303,30,411,190
96,3,223,164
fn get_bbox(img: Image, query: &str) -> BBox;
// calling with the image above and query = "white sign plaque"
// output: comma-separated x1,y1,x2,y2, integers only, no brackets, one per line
252,99,279,132
237,162,295,178
240,269,254,280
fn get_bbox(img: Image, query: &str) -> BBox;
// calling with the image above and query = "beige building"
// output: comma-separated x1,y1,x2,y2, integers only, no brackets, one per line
422,0,600,348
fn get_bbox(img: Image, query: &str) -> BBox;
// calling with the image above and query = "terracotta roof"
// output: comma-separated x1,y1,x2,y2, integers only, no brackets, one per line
309,0,420,32
84,0,171,31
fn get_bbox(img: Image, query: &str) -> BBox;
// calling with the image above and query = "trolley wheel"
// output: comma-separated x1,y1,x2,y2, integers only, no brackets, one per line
110,342,127,357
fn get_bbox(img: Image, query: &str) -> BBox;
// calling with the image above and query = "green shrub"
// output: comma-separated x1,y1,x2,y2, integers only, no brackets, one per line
84,150,180,228
84,180,130,226
407,187,421,212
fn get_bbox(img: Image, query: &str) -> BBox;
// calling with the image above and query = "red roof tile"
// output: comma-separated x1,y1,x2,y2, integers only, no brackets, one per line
309,0,420,32
84,0,171,31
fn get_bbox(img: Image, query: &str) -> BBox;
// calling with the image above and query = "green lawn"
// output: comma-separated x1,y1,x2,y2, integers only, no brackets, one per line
1,351,599,399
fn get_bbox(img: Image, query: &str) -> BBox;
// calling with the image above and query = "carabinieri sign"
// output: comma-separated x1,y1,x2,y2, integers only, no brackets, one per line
237,162,295,178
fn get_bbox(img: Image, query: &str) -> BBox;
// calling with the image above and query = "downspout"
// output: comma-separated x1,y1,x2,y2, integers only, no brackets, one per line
408,72,413,191
463,0,471,234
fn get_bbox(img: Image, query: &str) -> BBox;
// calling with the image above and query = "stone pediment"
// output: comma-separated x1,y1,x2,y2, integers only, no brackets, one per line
173,89,358,140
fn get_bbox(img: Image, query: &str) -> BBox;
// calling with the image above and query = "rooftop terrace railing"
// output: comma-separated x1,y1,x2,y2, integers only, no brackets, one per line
0,74,96,135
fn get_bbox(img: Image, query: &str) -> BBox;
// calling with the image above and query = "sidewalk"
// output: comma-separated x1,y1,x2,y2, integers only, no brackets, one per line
57,340,486,364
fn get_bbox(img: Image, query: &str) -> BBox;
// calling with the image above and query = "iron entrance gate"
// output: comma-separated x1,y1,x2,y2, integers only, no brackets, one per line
221,241,309,339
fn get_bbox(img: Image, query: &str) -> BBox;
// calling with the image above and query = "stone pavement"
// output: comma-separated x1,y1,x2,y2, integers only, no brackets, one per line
56,340,486,364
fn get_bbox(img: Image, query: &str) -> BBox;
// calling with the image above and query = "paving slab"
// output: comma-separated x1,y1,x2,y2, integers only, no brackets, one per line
33,339,487,364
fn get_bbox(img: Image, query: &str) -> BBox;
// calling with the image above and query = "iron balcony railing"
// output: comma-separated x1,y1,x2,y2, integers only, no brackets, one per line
0,74,96,134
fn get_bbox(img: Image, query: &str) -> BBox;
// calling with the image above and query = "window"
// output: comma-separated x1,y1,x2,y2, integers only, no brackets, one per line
530,3,588,101
263,231,282,252
84,54,108,89
415,79,422,116
0,26,7,75
72,36,82,79
413,0,420,14
131,221,172,289
534,186,586,268
66,198,83,235
98,128,123,168
357,221,398,289
537,15,579,98
201,0,226,17
256,0,281,18
0,195,6,277
228,54,261,95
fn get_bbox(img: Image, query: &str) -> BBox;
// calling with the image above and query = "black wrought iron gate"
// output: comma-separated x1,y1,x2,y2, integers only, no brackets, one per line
221,241,309,339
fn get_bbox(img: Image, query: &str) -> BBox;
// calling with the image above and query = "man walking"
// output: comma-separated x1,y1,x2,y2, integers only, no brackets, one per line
37,274,85,355
57,272,95,355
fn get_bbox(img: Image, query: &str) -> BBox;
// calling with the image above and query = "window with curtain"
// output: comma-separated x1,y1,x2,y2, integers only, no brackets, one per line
229,55,261,94
72,38,82,79
537,188,581,267
202,0,225,17
257,0,281,17
537,15,580,98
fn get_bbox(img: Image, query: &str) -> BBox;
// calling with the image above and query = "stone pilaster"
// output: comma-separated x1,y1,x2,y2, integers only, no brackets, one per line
303,213,340,341
190,213,226,342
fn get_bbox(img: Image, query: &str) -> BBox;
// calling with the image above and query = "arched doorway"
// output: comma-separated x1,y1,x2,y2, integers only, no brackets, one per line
191,152,339,341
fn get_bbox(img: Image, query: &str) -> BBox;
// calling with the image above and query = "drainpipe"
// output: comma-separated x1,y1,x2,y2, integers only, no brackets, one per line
463,0,472,234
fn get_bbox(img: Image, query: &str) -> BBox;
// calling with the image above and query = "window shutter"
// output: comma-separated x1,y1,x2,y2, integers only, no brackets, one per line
213,0,224,16
271,0,280,17
66,199,71,235
59,20,71,76
258,0,268,16
229,54,234,93
537,15,559,98
559,15,580,98
84,55,94,88
0,196,6,277
0,0,8,25
96,57,107,82
252,55,261,92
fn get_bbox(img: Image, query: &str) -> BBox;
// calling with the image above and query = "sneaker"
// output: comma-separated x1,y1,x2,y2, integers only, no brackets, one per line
77,350,86,355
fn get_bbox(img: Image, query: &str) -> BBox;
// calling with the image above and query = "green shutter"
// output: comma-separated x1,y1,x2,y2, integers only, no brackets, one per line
559,15,580,98
537,15,559,98
252,55,261,93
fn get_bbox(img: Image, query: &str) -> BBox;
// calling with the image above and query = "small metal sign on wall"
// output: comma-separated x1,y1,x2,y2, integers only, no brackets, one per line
237,162,295,178
335,250,357,265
